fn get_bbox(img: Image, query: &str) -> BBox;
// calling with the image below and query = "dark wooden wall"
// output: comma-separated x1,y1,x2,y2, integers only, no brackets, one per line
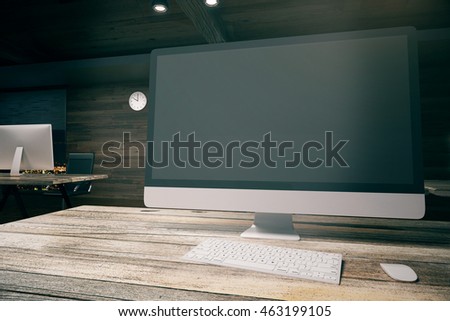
419,38,450,180
66,83,148,205
64,39,450,207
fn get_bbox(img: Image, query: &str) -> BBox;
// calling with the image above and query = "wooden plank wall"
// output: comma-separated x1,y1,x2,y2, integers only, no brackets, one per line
66,84,148,204
65,38,450,206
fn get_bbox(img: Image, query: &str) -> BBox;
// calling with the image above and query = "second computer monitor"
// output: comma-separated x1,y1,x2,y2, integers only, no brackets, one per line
0,124,54,175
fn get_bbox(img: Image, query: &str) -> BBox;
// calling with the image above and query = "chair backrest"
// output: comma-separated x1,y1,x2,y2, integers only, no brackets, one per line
66,153,95,174
65,153,95,194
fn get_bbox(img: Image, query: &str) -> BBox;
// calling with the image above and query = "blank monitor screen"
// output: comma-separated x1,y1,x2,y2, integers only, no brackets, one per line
145,27,424,228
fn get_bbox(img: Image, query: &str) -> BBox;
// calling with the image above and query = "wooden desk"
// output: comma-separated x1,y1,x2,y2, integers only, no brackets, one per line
425,180,450,197
0,205,449,301
0,174,108,217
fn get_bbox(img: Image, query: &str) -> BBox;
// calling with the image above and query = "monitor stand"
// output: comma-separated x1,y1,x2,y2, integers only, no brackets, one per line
10,146,23,176
240,212,300,241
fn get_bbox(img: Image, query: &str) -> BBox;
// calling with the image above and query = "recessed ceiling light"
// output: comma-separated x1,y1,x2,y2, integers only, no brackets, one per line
152,0,168,13
205,0,219,7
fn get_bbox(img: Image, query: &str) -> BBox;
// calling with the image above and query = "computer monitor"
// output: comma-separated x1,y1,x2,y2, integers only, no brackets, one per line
144,27,425,240
0,124,54,176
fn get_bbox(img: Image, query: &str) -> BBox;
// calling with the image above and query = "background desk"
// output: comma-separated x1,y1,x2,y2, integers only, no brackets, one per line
425,180,450,197
0,205,449,301
0,174,108,217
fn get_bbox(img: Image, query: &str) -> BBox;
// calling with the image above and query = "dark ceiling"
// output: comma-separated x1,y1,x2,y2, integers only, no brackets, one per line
0,0,450,67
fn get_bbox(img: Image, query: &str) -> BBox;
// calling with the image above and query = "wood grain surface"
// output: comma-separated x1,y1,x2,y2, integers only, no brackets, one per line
0,205,449,301
0,174,108,186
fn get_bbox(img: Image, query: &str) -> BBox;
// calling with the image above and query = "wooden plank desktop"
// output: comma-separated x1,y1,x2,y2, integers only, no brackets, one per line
0,205,449,301
0,174,108,185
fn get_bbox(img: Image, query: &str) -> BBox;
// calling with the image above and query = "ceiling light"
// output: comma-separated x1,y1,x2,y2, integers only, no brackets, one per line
152,0,168,13
205,0,219,7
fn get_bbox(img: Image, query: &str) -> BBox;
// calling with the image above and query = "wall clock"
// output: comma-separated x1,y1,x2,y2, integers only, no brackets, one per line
129,91,147,111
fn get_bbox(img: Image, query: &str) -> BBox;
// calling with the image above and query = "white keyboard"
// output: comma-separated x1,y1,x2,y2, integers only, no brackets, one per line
183,238,342,284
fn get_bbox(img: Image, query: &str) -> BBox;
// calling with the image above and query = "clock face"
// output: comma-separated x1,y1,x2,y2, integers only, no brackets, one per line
129,91,147,111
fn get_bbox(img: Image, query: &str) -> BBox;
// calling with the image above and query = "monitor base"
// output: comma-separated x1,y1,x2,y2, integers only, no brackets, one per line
240,212,300,241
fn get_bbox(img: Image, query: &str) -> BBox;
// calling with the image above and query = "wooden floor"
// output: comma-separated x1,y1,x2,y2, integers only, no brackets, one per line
1,205,449,301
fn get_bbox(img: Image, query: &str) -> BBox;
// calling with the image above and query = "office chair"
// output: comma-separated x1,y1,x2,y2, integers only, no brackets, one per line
44,152,95,209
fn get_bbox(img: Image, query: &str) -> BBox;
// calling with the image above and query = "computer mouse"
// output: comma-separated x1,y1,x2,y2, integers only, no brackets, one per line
380,263,418,282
